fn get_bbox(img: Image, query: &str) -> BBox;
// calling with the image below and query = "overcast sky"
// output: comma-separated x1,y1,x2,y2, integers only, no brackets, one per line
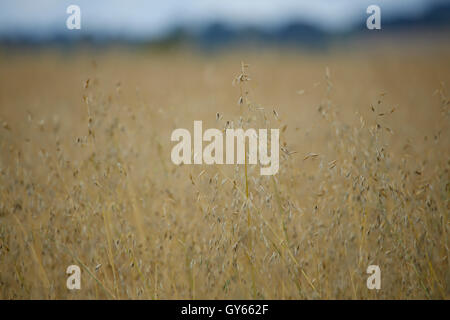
0,0,446,39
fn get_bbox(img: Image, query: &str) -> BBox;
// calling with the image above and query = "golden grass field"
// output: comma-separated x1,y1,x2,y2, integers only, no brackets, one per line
0,43,449,299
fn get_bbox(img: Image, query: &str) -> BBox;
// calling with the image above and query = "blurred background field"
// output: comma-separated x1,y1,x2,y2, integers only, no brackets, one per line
0,1,449,299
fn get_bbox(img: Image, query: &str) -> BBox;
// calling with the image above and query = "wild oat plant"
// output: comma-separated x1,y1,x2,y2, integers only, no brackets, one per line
0,50,448,299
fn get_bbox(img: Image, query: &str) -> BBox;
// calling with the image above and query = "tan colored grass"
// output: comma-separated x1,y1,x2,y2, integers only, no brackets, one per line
0,45,449,299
